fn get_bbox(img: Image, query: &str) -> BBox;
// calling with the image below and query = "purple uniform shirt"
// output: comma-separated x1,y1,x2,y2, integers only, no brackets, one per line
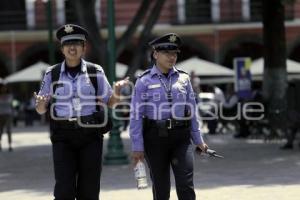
38,59,112,118
129,65,204,151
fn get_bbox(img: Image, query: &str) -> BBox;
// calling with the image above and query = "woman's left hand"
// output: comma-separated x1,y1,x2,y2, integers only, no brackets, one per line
197,143,208,152
114,77,130,95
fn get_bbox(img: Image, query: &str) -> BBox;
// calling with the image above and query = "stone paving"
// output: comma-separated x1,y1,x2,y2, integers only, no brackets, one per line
0,124,299,200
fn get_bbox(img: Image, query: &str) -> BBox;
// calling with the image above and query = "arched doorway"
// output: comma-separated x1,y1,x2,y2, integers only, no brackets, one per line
289,42,300,62
221,36,263,69
179,37,213,62
17,43,63,70
0,52,9,78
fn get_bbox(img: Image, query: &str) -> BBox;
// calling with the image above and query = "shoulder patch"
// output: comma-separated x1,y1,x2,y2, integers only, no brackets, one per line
45,64,60,74
176,68,189,75
86,61,103,73
138,69,151,78
94,64,104,72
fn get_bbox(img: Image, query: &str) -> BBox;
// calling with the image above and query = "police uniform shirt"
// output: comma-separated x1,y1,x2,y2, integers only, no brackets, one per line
38,59,112,118
129,65,204,151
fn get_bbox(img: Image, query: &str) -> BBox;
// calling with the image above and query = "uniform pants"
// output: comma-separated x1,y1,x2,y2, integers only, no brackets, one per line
144,127,195,200
51,128,103,200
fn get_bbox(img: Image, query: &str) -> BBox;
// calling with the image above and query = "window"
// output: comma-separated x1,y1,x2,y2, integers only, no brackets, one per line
250,0,262,22
65,0,79,24
250,0,294,22
185,0,211,24
0,0,26,30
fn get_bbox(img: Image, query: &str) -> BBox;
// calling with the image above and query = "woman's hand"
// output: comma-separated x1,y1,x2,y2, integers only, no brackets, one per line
113,76,130,96
132,151,144,166
108,77,130,107
197,143,208,152
34,92,50,114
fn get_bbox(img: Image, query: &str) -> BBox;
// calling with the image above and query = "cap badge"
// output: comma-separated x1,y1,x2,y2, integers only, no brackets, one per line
169,35,177,43
64,25,74,33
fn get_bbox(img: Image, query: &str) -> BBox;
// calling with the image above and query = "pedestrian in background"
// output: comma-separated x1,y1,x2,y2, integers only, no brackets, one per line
0,83,13,152
35,24,128,200
24,94,36,126
129,33,208,200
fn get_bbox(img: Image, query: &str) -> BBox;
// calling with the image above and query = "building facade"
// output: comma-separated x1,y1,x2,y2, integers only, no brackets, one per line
1,0,300,77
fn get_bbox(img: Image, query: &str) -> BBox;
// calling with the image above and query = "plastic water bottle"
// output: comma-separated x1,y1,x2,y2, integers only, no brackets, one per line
134,160,148,189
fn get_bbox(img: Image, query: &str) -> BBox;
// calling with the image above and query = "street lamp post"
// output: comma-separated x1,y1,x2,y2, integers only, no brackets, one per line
103,0,129,165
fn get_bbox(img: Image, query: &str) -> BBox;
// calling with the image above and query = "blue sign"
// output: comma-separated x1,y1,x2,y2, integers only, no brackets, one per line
234,57,252,100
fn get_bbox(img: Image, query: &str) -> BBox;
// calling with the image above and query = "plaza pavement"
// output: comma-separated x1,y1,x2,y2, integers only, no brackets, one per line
0,123,299,200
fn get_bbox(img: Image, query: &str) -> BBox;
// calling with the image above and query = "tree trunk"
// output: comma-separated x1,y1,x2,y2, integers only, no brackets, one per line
262,0,288,128
116,0,151,58
125,0,167,79
72,0,106,67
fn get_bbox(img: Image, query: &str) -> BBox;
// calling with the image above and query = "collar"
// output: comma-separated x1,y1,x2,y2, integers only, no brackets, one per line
150,64,178,77
61,58,87,73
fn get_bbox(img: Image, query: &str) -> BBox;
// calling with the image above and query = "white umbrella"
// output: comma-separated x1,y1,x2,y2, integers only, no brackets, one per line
5,62,133,82
5,61,50,83
176,57,234,76
251,58,300,75
116,62,128,78
116,62,144,78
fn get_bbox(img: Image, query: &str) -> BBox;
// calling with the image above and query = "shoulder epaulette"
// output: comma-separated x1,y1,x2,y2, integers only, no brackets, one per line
138,69,151,78
45,64,60,74
86,62,103,72
94,64,104,72
176,68,189,75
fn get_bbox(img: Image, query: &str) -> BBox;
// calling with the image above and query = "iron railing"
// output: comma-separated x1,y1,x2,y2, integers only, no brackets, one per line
0,1,296,31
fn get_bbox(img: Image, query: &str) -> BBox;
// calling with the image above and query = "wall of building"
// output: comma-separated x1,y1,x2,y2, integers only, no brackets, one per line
1,0,300,77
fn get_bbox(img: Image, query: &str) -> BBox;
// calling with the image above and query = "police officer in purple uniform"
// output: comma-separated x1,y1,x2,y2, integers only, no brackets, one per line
130,33,208,200
35,24,128,200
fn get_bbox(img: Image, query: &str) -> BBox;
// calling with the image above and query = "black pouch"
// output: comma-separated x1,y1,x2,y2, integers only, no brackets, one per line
93,111,113,134
157,120,168,137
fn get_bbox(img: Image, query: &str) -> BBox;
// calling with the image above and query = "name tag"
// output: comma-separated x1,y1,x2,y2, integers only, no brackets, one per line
72,98,81,111
148,84,161,89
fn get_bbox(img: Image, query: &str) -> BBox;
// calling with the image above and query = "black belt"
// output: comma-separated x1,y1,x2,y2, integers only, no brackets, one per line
51,114,96,129
145,118,190,130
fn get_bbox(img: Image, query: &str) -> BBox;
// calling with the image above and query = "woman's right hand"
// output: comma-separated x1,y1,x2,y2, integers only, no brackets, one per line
132,151,144,166
34,92,50,114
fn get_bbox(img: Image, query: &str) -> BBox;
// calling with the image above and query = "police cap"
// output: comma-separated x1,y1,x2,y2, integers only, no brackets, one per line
149,33,182,51
56,24,88,44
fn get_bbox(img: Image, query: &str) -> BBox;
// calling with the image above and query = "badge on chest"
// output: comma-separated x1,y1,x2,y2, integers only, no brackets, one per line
148,84,161,89
72,98,81,111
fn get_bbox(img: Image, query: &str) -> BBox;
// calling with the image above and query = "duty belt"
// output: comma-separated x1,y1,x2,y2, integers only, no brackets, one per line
51,114,96,129
145,118,190,130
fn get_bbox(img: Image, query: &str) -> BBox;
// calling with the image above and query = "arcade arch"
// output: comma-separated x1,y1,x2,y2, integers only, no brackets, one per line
220,35,263,69
17,43,63,70
288,37,300,62
0,52,10,78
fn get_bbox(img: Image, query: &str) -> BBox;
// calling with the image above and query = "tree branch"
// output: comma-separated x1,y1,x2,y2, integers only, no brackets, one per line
116,0,151,58
125,0,167,79
72,0,106,67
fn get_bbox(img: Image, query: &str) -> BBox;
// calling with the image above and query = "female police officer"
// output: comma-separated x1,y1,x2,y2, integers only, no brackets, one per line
129,33,208,200
35,24,128,200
